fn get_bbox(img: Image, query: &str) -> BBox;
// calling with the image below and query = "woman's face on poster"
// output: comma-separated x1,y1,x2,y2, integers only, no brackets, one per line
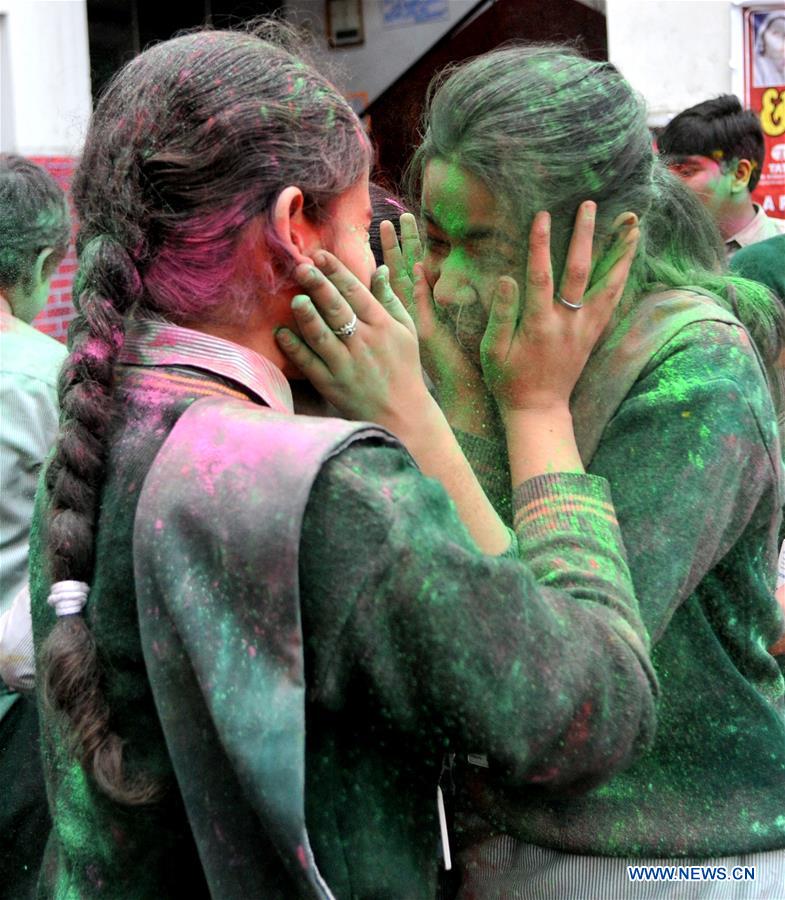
761,16,785,61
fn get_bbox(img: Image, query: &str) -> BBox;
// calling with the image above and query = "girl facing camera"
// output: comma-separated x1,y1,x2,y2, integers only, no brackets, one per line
288,45,785,898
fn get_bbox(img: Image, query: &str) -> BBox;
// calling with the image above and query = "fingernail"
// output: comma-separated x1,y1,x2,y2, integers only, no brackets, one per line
296,264,318,284
291,294,310,310
541,211,551,234
313,251,327,267
498,278,512,299
582,201,596,220
275,328,293,344
375,264,390,282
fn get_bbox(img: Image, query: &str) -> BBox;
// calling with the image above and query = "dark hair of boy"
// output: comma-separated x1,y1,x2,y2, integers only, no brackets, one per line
658,94,765,192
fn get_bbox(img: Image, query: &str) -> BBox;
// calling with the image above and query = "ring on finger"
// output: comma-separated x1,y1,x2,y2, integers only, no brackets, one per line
555,293,584,311
331,312,359,338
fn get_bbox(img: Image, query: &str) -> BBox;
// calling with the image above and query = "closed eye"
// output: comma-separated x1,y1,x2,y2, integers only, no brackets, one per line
668,163,700,177
425,233,449,254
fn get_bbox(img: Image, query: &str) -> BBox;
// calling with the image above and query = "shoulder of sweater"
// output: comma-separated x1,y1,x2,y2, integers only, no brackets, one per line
310,441,419,505
643,318,764,384
627,319,780,463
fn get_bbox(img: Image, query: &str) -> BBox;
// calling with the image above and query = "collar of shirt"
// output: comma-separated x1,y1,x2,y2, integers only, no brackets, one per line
726,204,776,253
119,316,294,414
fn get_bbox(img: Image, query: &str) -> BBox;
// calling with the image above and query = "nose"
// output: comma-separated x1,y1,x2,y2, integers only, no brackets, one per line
429,259,465,309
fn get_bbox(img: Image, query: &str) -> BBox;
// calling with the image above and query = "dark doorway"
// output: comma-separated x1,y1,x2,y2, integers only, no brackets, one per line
366,0,608,191
86,0,284,101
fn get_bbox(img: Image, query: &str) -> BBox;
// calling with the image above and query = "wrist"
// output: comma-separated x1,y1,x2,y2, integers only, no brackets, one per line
503,405,583,480
377,384,442,442
499,403,574,431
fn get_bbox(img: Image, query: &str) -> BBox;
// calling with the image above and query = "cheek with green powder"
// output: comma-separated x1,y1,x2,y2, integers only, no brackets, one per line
422,158,523,363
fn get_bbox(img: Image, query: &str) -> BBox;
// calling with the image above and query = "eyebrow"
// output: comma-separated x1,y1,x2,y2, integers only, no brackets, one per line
423,209,516,248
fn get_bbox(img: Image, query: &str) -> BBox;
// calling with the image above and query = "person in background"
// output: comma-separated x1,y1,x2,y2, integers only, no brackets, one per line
369,182,408,269
730,234,785,306
28,26,656,898
0,154,69,899
658,95,785,258
731,234,785,448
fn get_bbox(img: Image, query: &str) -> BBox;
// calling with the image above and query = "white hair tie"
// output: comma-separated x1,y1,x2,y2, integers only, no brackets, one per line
47,581,90,617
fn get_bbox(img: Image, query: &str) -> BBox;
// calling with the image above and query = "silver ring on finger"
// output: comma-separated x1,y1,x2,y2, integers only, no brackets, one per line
331,312,358,338
555,293,584,311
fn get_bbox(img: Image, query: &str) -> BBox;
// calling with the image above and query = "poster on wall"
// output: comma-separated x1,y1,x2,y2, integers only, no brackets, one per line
742,6,785,218
382,0,449,28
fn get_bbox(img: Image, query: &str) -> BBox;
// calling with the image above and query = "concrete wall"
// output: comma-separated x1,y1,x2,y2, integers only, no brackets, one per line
284,0,479,107
0,0,90,340
606,0,733,126
0,0,91,155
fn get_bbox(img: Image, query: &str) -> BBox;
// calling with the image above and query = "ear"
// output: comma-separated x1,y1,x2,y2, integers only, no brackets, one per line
730,159,754,194
271,186,322,264
33,247,56,285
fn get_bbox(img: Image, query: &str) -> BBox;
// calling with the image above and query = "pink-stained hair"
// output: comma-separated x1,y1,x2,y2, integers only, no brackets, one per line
41,22,371,805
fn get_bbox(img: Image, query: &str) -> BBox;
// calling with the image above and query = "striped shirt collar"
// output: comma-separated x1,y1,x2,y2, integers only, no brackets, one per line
120,316,293,414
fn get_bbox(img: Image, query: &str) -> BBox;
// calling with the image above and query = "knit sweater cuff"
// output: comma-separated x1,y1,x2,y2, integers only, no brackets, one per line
513,472,620,562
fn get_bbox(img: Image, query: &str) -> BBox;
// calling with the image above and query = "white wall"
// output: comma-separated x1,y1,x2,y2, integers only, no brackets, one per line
0,0,91,155
607,0,733,126
285,0,479,107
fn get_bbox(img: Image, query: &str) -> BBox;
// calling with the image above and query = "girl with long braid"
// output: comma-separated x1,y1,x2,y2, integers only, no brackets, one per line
28,25,657,899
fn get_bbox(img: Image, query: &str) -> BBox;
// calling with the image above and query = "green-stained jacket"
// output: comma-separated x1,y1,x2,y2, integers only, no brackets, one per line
30,361,656,899
456,290,785,858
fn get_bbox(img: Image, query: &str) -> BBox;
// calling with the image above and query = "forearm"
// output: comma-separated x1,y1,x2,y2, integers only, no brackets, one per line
452,427,512,526
313,449,656,785
386,397,512,555
503,405,584,485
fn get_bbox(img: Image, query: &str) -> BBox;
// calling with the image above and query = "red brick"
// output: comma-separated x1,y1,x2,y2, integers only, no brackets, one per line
25,156,79,340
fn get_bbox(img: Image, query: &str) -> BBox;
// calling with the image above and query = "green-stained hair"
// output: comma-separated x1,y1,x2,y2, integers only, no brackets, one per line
408,44,784,370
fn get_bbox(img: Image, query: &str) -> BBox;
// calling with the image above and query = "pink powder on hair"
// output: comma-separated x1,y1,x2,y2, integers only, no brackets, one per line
144,197,262,321
83,336,114,362
384,197,406,214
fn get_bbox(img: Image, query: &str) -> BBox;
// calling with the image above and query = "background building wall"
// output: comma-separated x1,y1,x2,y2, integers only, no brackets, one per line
606,0,736,126
0,0,92,155
1,0,91,341
284,0,478,110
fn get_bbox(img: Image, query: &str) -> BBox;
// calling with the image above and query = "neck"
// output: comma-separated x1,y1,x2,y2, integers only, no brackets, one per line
0,294,12,316
719,197,757,240
290,379,334,416
180,291,322,391
181,301,293,376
